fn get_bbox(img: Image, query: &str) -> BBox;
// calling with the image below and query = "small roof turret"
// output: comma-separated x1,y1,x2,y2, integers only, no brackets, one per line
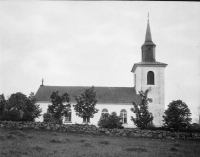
40,79,44,87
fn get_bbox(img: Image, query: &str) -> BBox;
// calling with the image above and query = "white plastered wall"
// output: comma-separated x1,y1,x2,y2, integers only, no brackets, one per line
35,102,137,128
134,66,165,126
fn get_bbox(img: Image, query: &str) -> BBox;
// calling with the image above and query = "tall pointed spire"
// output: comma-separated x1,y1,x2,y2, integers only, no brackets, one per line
143,13,155,46
141,13,156,62
145,21,152,42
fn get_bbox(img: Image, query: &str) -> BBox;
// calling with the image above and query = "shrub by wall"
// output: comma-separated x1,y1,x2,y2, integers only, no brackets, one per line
98,113,123,129
0,121,200,140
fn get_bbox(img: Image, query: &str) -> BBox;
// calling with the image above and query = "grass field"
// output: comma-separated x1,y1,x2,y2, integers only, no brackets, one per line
0,128,200,157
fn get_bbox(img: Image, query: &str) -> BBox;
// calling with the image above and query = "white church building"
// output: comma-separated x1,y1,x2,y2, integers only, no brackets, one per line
35,20,167,128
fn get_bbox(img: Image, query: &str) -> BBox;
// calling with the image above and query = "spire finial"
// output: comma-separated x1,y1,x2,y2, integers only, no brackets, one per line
42,79,44,86
147,12,149,22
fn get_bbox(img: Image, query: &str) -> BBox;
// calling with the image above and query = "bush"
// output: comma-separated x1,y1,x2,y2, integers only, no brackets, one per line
43,113,52,123
98,112,124,129
160,123,200,133
144,123,156,130
43,112,63,124
177,123,200,133
189,123,200,130
1,109,22,121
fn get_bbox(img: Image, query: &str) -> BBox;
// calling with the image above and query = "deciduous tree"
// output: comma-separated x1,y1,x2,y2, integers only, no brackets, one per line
0,94,7,119
21,92,42,121
73,86,98,123
130,89,153,129
48,91,71,124
163,100,192,130
0,92,42,121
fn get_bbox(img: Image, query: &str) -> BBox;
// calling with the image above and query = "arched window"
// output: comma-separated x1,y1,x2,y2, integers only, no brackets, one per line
147,71,154,85
120,109,127,124
64,107,72,122
101,108,108,116
83,117,90,123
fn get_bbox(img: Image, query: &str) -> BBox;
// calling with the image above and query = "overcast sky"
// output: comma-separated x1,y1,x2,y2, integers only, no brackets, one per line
0,1,200,121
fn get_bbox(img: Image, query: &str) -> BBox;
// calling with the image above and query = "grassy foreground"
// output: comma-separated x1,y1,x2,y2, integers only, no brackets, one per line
0,128,200,157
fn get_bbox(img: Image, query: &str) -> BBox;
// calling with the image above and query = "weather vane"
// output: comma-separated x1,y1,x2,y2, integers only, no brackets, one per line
148,12,149,22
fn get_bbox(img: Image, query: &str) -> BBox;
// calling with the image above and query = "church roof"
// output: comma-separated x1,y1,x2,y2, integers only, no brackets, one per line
35,85,141,104
131,61,168,73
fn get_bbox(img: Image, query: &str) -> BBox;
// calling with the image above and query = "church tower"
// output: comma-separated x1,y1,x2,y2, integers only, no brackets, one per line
131,16,167,126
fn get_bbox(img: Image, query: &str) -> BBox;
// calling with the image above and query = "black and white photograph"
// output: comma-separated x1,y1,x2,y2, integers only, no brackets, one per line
0,1,200,157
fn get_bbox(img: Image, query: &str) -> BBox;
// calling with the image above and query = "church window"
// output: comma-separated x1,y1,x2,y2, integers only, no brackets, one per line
101,108,108,116
64,107,72,123
120,109,127,124
83,117,90,123
147,71,154,85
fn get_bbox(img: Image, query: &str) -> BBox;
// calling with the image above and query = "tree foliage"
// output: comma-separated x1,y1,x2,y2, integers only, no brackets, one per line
0,93,23,121
73,86,98,123
163,100,192,130
130,89,153,129
1,109,22,121
43,112,52,123
98,112,123,129
0,92,42,121
7,92,27,110
48,91,71,124
21,93,42,121
0,94,7,119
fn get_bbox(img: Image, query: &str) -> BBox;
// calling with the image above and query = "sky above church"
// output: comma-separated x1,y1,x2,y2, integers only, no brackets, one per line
0,1,200,121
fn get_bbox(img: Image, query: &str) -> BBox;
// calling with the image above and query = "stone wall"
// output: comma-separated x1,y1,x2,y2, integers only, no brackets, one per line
0,121,200,140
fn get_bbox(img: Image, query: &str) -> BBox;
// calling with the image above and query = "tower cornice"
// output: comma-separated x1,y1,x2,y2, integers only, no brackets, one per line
131,61,167,73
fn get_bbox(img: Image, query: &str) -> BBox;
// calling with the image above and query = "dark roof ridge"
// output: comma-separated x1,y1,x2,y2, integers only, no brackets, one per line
40,85,135,88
